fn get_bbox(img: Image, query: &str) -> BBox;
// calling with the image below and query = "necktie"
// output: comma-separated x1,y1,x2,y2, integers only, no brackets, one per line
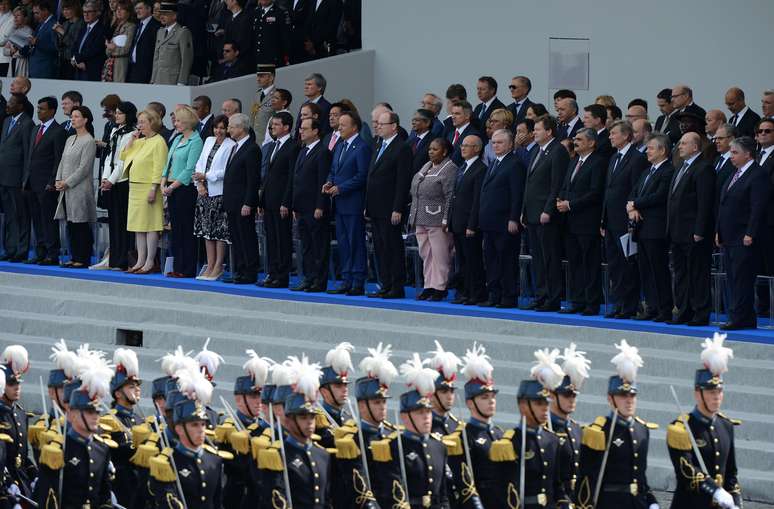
64,120,71,132
640,165,657,193
78,24,92,52
570,157,583,182
328,132,339,151
479,105,486,120
7,117,16,135
727,167,744,190
672,161,690,193
270,140,281,162
456,162,468,187
131,21,144,62
227,143,238,165
34,124,45,145
611,152,623,175
715,157,725,172
486,158,500,180
375,141,387,162
452,130,460,146
338,141,348,163
259,91,266,103
729,114,738,126
529,148,543,174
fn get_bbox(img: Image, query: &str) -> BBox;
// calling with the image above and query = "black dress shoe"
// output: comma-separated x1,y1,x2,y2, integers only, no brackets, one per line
634,312,657,321
0,255,10,261
367,288,390,298
525,300,545,310
9,256,25,263
451,297,468,305
614,311,636,319
416,289,434,301
535,303,561,312
720,321,756,331
666,318,690,325
327,285,352,295
382,288,405,299
478,300,497,308
264,279,288,288
559,307,584,314
38,258,59,266
23,258,41,264
604,308,621,319
687,319,709,326
346,286,365,296
290,281,311,291
428,290,448,301
233,276,256,284
256,276,273,287
304,283,326,293
652,313,671,322
581,307,600,316
496,301,517,309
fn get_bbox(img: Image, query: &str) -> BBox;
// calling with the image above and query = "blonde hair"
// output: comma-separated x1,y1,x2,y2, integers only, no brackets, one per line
139,109,162,133
595,95,616,108
174,105,198,131
488,108,514,129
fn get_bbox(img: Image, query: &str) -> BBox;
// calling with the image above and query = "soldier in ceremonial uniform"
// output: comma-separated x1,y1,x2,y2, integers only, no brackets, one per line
666,333,741,509
195,339,226,431
0,368,15,508
258,355,334,508
253,0,292,68
427,341,462,436
251,64,278,143
0,345,36,500
550,343,591,504
47,339,78,411
34,354,114,509
149,365,226,509
152,375,172,413
370,353,453,509
578,340,659,509
269,360,296,439
317,342,354,442
490,349,572,509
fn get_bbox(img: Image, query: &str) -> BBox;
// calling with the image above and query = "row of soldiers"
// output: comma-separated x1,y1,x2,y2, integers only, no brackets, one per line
0,332,742,509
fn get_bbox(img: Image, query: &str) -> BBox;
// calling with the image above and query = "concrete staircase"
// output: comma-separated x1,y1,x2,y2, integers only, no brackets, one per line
0,272,771,503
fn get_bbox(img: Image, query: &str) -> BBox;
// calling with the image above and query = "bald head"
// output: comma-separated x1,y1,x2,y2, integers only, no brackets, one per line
626,105,647,122
460,134,483,161
632,119,651,145
705,109,726,135
724,87,746,114
671,84,692,109
371,104,390,128
678,132,701,159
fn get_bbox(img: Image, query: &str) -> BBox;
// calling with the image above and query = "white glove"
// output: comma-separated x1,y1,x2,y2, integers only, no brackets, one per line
713,487,735,509
648,504,660,509
7,483,20,498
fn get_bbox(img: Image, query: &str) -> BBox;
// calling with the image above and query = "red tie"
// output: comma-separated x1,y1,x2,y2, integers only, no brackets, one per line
34,124,45,145
570,157,583,181
452,130,460,146
328,132,339,151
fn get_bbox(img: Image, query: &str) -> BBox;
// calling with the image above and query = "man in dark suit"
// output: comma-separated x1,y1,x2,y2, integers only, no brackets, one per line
323,111,372,295
583,104,614,159
254,0,291,67
71,1,106,81
557,128,606,315
478,129,526,308
126,0,161,83
365,111,412,299
59,90,81,136
295,73,331,137
601,121,648,318
211,41,249,81
712,124,737,199
450,135,487,305
666,132,715,325
368,103,408,148
192,95,213,139
0,94,34,262
303,0,342,59
288,0,311,63
223,113,261,284
472,76,505,135
291,117,331,292
672,84,705,118
716,137,769,330
556,98,582,141
725,87,760,138
408,109,433,174
258,111,299,288
21,96,65,265
27,1,59,78
514,118,538,168
446,100,481,166
441,83,467,138
223,0,254,71
755,119,774,316
628,133,675,321
522,115,569,312
419,93,444,138
506,75,534,124
654,88,680,145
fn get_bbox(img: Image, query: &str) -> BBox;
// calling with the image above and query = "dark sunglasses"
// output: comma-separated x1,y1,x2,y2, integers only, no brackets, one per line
757,128,773,134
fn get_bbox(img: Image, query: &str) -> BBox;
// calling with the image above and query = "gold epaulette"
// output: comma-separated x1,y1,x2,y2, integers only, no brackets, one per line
250,428,273,460
666,421,692,451
229,429,251,455
582,418,607,451
247,422,259,432
40,429,62,448
94,434,119,448
203,443,234,460
0,432,12,443
334,422,359,440
315,410,330,430
149,448,177,482
489,429,516,462
635,416,659,430
257,445,284,471
214,418,237,443
718,413,742,426
443,431,463,457
131,421,153,446
40,432,65,470
370,433,396,462
130,434,160,468
334,435,360,459
28,414,48,448
98,414,123,433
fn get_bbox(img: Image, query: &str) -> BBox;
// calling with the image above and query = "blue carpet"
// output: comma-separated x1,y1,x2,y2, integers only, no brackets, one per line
1,262,772,344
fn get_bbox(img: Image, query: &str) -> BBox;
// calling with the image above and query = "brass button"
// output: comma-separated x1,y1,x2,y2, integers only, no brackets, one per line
428,466,433,471
202,482,207,487
201,496,206,501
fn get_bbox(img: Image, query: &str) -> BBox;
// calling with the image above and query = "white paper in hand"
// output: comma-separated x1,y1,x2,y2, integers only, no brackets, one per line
113,34,128,47
620,232,638,257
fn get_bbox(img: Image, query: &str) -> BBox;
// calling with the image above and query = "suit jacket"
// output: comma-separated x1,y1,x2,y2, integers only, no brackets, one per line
211,58,249,81
522,138,569,224
760,151,774,226
478,152,526,232
197,115,214,140
595,128,615,160
259,137,299,210
601,146,648,232
326,133,371,215
223,138,261,211
447,123,482,166
654,112,680,145
507,97,534,124
72,21,107,81
409,133,432,174
732,108,761,138
559,153,606,235
450,157,486,233
630,161,675,240
680,102,706,118
28,15,58,78
295,96,331,137
559,117,582,141
23,121,66,192
473,97,506,130
224,9,255,70
717,163,769,246
288,0,311,62
126,17,161,83
150,24,193,85
712,155,736,207
292,140,331,213
304,0,341,57
0,114,34,187
253,2,291,67
666,155,715,243
365,137,413,218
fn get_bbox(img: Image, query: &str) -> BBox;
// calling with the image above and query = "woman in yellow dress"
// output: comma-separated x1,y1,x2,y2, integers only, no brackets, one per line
120,108,168,274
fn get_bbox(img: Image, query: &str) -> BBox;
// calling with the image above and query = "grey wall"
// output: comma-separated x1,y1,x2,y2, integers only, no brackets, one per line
363,0,773,122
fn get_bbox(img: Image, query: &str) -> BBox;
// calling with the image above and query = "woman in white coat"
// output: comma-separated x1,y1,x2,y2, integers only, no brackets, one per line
192,114,235,280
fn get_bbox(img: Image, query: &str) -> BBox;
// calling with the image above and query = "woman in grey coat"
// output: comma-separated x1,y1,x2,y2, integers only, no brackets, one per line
55,106,97,268
408,138,458,301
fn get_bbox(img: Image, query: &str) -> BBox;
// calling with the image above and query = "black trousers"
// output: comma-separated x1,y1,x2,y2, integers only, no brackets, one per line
22,187,60,260
263,207,292,282
453,231,486,302
106,181,130,269
0,185,24,258
527,221,563,307
483,230,518,304
670,238,712,322
297,211,330,285
227,210,259,279
756,225,774,313
67,222,93,264
637,238,673,316
168,184,197,276
371,216,406,291
565,231,602,310
605,229,641,314
725,244,759,325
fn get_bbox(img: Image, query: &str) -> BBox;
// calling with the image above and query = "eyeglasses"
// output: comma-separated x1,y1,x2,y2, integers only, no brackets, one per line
508,85,517,90
83,9,96,13
671,92,686,98
715,135,732,140
757,128,774,134
377,121,396,126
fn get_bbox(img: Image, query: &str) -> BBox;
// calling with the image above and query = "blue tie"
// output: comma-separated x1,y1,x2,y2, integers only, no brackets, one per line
78,24,92,53
338,142,348,163
611,152,623,175
486,158,500,180
7,117,16,135
376,141,387,161
640,166,657,193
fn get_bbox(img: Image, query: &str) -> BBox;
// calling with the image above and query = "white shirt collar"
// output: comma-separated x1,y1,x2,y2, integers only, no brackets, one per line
567,116,581,129
578,152,591,164
482,97,495,110
735,159,754,177
308,95,322,104
760,146,773,164
456,122,470,135
39,118,55,130
720,150,731,160
231,8,242,18
732,106,749,123
139,16,151,27
87,20,99,29
618,142,632,157
463,155,479,169
305,139,320,151
684,152,701,166
381,133,398,148
200,113,212,125
538,138,554,151
262,84,275,96
276,133,291,145
165,22,177,31
416,130,429,140
495,153,507,163
525,141,537,152
343,132,358,144
651,159,667,170
234,134,250,150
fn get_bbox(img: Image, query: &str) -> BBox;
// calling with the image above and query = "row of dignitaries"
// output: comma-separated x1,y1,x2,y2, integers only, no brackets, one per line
0,332,743,509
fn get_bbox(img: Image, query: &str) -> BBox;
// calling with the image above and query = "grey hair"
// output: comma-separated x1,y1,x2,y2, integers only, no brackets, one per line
424,93,443,113
646,133,669,153
305,73,327,93
730,136,757,156
492,129,513,145
83,0,101,11
716,123,737,138
764,89,774,97
567,98,579,113
610,120,633,139
229,113,250,131
576,127,597,144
